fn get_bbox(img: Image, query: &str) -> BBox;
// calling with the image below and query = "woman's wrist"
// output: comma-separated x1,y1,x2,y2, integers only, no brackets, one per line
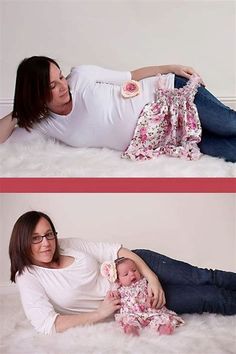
94,309,106,323
146,272,159,282
55,310,105,332
159,64,175,74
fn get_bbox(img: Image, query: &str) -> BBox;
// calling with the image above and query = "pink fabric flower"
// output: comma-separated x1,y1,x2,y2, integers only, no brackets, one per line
121,80,141,98
100,261,117,283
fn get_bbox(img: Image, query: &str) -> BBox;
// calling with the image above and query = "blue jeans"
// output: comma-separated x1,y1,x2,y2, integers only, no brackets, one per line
174,76,236,162
133,249,236,315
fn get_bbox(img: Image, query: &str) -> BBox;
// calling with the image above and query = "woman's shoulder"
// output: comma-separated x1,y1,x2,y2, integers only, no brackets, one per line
68,65,99,79
70,64,103,73
67,65,113,82
58,237,85,249
59,238,94,257
66,65,98,89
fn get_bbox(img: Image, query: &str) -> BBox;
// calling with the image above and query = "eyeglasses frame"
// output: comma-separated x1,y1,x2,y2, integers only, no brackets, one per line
31,231,58,244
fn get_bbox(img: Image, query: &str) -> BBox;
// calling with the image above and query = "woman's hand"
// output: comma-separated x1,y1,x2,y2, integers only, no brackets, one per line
0,113,17,144
55,293,120,333
96,291,121,320
131,64,205,86
170,65,205,86
147,275,166,309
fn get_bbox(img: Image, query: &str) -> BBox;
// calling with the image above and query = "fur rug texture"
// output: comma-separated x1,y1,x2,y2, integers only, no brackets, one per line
1,293,236,354
0,135,235,177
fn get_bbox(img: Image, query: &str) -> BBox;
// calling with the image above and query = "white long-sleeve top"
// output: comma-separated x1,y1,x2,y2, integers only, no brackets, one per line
34,65,175,150
16,238,121,335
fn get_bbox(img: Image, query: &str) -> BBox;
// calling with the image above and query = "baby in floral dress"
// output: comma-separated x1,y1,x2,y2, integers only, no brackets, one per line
101,257,184,336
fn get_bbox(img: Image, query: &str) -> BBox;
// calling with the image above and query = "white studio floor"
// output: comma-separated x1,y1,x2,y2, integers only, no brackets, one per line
0,135,235,177
1,292,236,354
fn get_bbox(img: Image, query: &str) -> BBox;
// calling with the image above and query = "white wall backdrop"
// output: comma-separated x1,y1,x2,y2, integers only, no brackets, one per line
0,0,235,111
1,193,235,290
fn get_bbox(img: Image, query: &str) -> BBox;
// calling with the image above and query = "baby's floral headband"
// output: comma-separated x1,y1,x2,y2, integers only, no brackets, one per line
100,257,125,283
121,80,141,98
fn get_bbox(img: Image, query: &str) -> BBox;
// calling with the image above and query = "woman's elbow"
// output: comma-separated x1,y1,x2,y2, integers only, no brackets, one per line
54,314,66,333
31,314,60,335
0,135,11,144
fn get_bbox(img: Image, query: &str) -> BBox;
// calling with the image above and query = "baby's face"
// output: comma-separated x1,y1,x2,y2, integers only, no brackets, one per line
117,259,141,286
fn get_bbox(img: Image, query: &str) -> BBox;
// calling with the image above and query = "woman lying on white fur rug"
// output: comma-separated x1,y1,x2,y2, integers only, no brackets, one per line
1,56,236,175
9,211,236,340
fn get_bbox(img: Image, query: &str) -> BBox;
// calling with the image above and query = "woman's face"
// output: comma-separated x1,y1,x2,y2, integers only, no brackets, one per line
30,217,56,267
46,63,71,112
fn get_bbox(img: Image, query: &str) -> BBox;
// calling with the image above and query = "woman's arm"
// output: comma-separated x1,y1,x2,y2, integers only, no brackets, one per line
131,64,205,85
118,247,166,309
17,270,121,335
60,238,121,265
0,112,17,143
55,292,121,332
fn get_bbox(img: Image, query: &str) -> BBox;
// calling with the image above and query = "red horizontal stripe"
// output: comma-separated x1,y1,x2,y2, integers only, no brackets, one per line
0,178,235,193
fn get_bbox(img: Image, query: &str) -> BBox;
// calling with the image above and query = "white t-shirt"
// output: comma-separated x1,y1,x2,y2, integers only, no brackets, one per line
16,238,121,335
35,65,175,151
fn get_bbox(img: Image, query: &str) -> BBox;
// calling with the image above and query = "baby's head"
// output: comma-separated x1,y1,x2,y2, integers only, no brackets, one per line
115,258,142,286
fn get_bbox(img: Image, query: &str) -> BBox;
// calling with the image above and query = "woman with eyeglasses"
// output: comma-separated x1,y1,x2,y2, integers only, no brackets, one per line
9,211,236,335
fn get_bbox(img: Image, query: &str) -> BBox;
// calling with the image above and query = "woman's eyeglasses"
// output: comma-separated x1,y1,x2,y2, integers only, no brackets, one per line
31,231,57,244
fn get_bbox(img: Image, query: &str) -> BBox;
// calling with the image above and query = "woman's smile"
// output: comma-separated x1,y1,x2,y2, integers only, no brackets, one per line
60,90,69,98
41,249,52,254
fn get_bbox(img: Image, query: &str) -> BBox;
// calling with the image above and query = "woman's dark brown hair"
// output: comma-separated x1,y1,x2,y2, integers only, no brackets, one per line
9,211,60,282
12,56,60,130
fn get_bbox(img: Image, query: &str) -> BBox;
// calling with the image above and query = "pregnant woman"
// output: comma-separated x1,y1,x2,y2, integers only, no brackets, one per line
1,56,236,162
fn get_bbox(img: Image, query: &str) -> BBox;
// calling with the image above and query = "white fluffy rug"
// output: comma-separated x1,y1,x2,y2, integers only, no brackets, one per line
0,135,235,177
1,293,236,354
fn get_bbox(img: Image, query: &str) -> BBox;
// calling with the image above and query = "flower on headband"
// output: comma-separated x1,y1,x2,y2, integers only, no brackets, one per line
121,80,141,98
100,261,117,283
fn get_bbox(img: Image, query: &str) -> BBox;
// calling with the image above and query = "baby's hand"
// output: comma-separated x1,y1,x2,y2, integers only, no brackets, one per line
107,290,120,300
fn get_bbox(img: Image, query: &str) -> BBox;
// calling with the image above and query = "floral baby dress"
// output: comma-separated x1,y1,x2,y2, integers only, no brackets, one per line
115,278,184,333
122,74,202,161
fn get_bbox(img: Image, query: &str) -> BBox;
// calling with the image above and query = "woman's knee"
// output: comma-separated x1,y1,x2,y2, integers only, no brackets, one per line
199,133,236,163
